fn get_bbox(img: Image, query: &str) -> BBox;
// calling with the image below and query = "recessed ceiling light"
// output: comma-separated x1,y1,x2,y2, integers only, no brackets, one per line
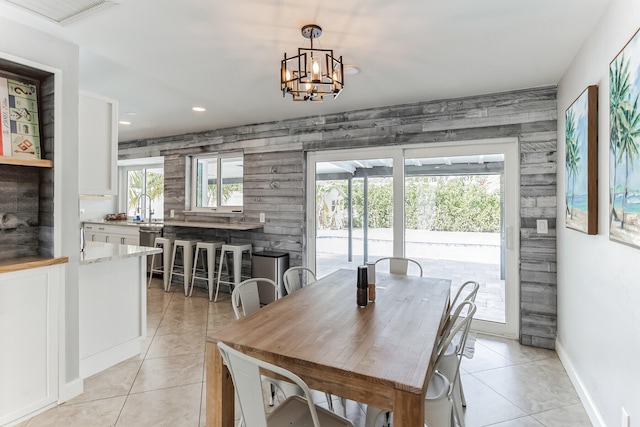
119,120,131,125
344,65,360,76
192,106,206,112
125,111,138,116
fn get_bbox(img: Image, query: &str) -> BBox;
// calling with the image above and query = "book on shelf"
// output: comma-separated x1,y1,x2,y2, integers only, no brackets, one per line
0,77,41,159
0,77,10,156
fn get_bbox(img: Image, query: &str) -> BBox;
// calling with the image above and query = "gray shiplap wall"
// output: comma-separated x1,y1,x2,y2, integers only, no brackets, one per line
120,86,558,349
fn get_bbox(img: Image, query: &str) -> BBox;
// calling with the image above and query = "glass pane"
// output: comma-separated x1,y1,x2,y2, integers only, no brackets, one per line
145,167,164,219
221,156,243,207
127,170,143,216
196,158,217,208
404,154,505,324
315,159,393,277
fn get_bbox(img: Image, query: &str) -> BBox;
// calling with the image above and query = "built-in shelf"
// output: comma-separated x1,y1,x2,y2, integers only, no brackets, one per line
0,257,69,274
0,156,53,168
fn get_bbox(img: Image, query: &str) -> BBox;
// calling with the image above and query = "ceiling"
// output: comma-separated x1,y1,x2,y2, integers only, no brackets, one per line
0,0,612,142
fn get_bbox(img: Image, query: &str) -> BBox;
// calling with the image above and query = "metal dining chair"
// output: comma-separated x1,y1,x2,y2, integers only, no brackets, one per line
444,280,480,419
217,342,354,427
283,266,316,295
365,301,477,427
374,256,423,276
231,278,300,408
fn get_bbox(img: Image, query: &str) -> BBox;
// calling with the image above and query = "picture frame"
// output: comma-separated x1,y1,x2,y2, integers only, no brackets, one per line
565,85,598,235
610,28,640,248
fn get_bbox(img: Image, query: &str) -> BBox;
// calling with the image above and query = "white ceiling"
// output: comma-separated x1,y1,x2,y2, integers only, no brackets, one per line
0,0,612,142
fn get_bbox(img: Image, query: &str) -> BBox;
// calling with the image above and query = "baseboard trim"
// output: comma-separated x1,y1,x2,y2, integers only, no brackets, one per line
80,337,141,379
58,378,83,403
555,338,606,427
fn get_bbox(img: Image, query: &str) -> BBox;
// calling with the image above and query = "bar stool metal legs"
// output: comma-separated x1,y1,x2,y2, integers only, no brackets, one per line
190,241,225,300
214,243,252,302
168,239,198,296
147,237,174,291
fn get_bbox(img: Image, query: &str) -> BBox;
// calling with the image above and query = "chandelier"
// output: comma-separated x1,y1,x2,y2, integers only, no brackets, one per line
281,24,344,102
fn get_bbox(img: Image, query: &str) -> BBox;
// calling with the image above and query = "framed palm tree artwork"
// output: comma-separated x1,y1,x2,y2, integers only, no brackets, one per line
565,85,598,235
610,28,640,248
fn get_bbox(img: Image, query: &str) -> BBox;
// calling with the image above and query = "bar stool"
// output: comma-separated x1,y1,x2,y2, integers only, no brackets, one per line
190,241,225,300
214,243,252,302
168,239,199,296
147,237,174,291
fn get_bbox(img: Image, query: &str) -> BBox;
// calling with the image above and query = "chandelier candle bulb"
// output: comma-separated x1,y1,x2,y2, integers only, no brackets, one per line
357,265,368,308
367,262,376,302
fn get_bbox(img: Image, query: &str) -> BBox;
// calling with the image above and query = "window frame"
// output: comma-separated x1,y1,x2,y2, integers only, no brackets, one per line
189,151,244,214
117,157,165,220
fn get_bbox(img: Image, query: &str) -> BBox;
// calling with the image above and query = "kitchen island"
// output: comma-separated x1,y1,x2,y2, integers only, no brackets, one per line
78,241,161,378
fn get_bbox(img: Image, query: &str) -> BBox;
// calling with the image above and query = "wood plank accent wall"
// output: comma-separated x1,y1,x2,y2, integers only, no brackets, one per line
119,86,558,349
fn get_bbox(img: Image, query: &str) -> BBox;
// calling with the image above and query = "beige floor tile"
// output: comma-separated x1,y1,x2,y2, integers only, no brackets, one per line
461,341,515,373
486,417,545,427
155,313,208,336
475,333,556,364
116,383,202,427
130,353,205,393
67,358,142,404
457,374,527,427
146,331,206,359
532,403,593,427
473,357,581,414
26,396,126,427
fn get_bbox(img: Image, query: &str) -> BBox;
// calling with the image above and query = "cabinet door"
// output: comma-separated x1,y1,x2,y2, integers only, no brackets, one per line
79,92,118,195
0,266,61,425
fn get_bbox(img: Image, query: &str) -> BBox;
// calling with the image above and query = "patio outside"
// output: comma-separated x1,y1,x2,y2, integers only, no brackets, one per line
316,228,506,324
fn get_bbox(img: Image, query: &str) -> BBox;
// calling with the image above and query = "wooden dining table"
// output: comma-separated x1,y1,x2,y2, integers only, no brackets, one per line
205,268,451,427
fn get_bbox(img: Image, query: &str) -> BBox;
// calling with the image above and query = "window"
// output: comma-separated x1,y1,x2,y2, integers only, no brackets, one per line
191,153,243,212
118,157,164,221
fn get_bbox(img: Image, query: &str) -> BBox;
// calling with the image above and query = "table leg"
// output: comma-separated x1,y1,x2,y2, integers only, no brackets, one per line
393,388,424,427
206,342,234,427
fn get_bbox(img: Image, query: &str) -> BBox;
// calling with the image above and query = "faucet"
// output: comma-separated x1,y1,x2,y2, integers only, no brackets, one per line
136,193,154,223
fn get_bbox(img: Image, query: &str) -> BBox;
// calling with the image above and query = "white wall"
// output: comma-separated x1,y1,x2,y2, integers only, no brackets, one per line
557,0,640,425
0,16,82,398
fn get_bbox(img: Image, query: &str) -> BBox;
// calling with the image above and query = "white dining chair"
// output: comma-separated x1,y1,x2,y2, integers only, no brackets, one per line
365,300,477,427
374,256,423,276
283,266,316,295
217,342,354,427
443,280,479,421
231,278,300,407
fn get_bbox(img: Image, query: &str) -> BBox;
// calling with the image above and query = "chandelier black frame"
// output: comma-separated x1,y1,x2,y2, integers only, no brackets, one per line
281,24,344,102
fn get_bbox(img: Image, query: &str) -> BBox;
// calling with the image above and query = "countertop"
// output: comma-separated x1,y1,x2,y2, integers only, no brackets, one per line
80,241,162,265
82,220,164,229
163,220,263,230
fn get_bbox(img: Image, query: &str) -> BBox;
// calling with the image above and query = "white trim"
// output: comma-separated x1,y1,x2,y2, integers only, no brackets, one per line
307,138,520,338
188,151,244,213
556,339,606,427
58,378,83,403
79,337,142,379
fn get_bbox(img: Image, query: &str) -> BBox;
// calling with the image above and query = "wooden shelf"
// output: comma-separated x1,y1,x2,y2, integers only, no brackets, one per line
0,256,68,274
0,156,53,168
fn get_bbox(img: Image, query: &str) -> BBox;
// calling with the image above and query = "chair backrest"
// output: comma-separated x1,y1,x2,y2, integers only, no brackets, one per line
217,342,323,427
283,266,317,295
231,278,278,319
374,257,423,276
435,301,476,374
450,280,479,308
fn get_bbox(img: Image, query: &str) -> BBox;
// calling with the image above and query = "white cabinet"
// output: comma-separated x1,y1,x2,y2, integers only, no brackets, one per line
84,223,140,246
79,92,118,195
0,265,63,426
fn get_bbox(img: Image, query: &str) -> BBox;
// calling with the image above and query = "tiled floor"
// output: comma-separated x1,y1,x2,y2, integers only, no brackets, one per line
18,278,592,427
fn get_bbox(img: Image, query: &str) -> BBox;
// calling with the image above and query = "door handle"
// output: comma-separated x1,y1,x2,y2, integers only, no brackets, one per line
506,225,513,250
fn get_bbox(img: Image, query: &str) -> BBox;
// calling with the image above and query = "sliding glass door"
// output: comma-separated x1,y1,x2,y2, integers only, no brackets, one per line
307,139,519,337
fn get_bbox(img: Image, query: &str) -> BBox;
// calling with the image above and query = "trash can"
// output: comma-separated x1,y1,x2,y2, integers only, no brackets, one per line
251,251,289,304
